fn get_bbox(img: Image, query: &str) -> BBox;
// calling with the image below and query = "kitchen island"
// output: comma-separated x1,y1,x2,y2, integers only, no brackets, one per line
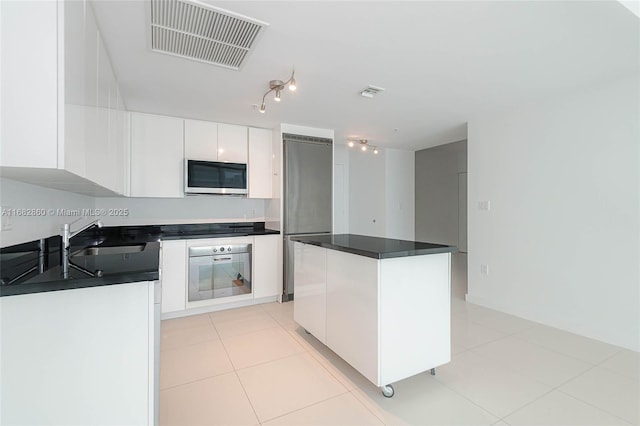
291,234,457,397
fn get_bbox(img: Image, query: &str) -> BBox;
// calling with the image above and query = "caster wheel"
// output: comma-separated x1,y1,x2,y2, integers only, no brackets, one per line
381,384,394,398
430,368,436,376
304,329,311,335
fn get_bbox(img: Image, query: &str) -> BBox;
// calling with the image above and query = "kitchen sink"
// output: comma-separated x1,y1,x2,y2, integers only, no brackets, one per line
72,244,146,256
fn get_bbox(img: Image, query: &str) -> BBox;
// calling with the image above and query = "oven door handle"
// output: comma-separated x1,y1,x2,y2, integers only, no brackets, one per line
213,257,232,262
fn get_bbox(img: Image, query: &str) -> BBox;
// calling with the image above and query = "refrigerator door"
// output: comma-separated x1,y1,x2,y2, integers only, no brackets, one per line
284,139,333,235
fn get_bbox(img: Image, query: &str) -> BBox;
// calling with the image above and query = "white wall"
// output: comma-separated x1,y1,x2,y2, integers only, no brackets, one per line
349,148,387,237
333,144,349,234
93,196,265,226
415,140,467,246
0,178,96,247
467,75,640,351
348,147,415,239
385,149,415,240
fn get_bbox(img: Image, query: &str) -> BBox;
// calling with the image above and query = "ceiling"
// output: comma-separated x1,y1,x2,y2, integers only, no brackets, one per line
91,1,639,151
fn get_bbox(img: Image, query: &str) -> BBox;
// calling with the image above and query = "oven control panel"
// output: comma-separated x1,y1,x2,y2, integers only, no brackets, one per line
189,244,250,257
212,246,233,253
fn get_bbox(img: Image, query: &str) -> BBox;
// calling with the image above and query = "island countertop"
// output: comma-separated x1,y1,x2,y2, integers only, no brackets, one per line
290,234,457,259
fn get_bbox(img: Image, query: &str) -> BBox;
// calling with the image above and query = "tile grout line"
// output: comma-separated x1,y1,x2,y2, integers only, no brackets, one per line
430,373,516,422
554,388,636,425
478,359,633,423
256,390,353,425
456,304,627,366
236,315,352,425
346,390,386,425
508,333,623,366
215,320,262,425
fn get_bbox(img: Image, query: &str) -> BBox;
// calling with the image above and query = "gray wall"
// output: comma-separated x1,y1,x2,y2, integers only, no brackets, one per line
415,140,467,246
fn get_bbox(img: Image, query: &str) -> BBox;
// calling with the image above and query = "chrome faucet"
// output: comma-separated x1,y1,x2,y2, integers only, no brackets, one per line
61,219,103,250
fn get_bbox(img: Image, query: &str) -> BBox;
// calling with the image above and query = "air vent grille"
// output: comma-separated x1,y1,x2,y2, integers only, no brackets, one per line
360,85,385,98
283,134,333,145
151,0,268,70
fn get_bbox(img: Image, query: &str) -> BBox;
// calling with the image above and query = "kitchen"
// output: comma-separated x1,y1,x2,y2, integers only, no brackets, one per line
1,1,639,425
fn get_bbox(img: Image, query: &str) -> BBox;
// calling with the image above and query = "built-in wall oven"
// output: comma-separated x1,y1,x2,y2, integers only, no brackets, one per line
188,243,252,302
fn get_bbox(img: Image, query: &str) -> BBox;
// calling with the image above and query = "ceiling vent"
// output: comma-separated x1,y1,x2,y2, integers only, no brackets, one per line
360,85,385,98
150,0,268,70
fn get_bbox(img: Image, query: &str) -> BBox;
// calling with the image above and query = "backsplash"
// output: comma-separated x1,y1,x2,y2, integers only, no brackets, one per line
0,178,267,247
93,196,266,226
0,178,96,248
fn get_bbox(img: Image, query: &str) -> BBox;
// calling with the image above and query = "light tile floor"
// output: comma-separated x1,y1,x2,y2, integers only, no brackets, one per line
159,254,640,425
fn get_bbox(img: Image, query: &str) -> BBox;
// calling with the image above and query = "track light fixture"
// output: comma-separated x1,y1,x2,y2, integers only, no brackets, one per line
347,139,379,154
258,69,296,113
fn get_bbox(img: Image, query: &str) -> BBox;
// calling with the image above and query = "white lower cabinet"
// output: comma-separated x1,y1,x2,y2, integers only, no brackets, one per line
253,234,281,299
326,249,379,383
162,234,282,318
294,242,452,391
0,282,157,425
160,240,187,314
293,242,327,343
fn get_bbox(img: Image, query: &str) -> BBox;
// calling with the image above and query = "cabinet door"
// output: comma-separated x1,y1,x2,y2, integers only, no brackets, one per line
217,123,247,163
88,32,111,189
326,249,379,385
0,282,152,425
0,0,58,168
253,234,281,299
161,240,187,314
184,119,218,161
248,128,273,199
62,0,86,177
293,242,327,343
130,112,184,198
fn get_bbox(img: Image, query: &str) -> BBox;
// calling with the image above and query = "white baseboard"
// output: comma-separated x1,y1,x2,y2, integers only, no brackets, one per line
161,295,279,320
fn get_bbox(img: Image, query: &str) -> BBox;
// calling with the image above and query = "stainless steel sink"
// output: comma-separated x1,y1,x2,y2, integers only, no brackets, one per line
72,244,146,256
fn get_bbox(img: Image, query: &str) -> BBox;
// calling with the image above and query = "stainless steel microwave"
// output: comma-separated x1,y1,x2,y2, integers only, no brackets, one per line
184,159,248,195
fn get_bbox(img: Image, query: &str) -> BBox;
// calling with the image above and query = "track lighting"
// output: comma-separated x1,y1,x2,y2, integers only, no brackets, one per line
258,69,297,113
347,139,380,154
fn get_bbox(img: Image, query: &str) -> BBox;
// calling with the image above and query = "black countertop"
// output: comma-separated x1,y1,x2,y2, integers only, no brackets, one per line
0,222,279,297
290,234,457,259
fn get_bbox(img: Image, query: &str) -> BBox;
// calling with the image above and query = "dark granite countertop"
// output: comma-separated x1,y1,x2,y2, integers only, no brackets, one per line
290,234,457,259
0,222,279,297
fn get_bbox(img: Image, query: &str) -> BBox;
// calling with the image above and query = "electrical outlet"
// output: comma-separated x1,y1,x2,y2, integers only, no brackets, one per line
478,201,491,210
480,264,489,275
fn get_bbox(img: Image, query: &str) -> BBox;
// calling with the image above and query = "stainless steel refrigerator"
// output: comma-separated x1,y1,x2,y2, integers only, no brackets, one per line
283,133,333,300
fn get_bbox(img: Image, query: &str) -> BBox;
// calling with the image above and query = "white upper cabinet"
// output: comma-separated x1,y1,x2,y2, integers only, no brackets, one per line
130,112,184,198
184,119,218,161
0,0,126,195
0,0,58,168
217,123,248,163
248,128,273,199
